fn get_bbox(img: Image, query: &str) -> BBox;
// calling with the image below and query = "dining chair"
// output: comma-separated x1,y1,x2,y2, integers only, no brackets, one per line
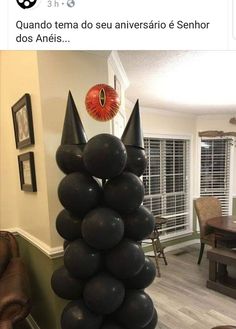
194,196,222,265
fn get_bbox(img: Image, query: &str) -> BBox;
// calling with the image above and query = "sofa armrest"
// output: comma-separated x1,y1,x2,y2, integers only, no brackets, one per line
0,320,12,329
0,258,31,323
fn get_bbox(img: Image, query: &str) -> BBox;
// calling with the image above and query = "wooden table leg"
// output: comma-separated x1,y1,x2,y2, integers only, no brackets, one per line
151,239,161,277
209,259,217,282
218,263,228,282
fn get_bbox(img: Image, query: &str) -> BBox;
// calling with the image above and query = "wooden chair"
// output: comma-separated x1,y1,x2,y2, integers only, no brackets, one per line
143,217,168,277
194,196,222,265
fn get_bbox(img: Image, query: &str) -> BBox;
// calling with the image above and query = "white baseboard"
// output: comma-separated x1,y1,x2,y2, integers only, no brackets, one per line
145,238,200,256
4,227,199,260
26,315,41,329
165,238,200,252
3,227,64,259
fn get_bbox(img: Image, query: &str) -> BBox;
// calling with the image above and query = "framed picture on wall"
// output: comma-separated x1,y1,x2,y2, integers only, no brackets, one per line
12,93,35,149
18,152,37,192
114,75,122,105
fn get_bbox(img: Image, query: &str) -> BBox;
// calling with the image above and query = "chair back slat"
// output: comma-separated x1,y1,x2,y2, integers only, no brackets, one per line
194,197,222,238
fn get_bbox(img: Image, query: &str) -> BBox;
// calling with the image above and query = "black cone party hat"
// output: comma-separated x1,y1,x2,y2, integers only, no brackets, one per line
61,91,87,145
121,99,144,149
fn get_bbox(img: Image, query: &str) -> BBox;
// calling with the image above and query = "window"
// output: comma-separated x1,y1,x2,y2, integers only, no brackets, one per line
143,137,190,238
200,139,231,215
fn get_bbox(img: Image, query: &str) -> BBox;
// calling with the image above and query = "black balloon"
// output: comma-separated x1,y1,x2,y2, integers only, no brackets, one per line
58,172,102,216
61,300,103,329
115,290,154,329
106,239,145,279
101,323,125,329
82,207,124,250
51,266,84,300
104,172,144,214
83,272,125,314
132,308,158,329
56,144,85,174
123,205,155,241
83,134,127,179
63,240,70,250
54,123,158,328
125,257,156,289
125,146,147,177
56,209,82,241
64,239,101,279
142,308,158,329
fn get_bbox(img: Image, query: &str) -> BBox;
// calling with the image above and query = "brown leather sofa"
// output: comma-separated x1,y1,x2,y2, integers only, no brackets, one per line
0,232,31,329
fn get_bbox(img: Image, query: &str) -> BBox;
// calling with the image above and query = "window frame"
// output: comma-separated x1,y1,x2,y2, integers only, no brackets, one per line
199,137,234,216
143,133,193,241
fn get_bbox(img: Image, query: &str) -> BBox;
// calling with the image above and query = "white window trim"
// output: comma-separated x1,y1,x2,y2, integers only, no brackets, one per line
144,132,194,239
198,136,234,216
229,139,235,214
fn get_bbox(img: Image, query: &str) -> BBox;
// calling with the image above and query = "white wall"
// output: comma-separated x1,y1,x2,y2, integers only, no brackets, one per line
130,105,236,220
0,51,112,249
0,51,51,244
37,51,111,247
108,51,129,138
2,50,236,250
140,108,196,137
0,52,2,229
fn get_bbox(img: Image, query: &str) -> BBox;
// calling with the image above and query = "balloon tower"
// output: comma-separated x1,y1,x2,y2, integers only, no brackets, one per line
51,89,158,329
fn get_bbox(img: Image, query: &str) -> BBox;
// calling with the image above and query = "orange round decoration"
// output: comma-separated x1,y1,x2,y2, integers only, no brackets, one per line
85,84,120,121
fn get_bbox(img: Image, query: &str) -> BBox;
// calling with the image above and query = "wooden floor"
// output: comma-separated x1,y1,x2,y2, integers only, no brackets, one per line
146,244,236,329
13,245,236,329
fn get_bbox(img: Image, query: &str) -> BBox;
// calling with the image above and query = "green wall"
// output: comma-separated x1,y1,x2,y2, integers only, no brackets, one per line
17,236,66,329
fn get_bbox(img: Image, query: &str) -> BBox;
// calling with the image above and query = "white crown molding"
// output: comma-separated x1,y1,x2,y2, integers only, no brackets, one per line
108,51,130,90
197,113,236,120
4,227,64,259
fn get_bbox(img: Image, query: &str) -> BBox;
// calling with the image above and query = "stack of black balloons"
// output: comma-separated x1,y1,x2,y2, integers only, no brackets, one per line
51,91,158,329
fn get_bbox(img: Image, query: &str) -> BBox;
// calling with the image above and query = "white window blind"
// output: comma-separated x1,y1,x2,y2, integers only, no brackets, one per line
143,138,190,238
200,139,231,215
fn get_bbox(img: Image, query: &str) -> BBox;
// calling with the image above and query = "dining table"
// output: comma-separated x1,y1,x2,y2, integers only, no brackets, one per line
206,215,236,299
207,215,236,236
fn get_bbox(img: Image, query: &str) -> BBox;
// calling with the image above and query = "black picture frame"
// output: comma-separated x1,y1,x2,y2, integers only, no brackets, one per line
12,94,35,149
18,152,37,192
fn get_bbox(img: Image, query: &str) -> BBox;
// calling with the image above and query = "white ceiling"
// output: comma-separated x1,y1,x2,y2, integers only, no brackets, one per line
118,51,236,115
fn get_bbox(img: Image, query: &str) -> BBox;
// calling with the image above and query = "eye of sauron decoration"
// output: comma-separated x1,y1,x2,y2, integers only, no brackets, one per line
85,84,120,121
